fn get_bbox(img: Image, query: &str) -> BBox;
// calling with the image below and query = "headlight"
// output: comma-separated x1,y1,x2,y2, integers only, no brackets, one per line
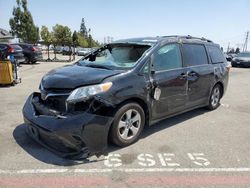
66,82,112,103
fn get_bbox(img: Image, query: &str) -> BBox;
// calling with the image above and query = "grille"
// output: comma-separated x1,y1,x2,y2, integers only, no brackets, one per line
35,91,91,114
42,95,68,112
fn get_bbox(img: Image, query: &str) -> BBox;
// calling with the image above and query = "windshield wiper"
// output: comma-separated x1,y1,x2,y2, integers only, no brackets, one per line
85,64,113,70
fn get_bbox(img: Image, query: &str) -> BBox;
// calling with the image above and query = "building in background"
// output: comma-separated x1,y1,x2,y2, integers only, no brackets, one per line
0,28,14,41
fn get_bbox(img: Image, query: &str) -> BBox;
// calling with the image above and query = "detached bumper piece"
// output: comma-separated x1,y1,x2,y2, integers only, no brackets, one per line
23,92,113,159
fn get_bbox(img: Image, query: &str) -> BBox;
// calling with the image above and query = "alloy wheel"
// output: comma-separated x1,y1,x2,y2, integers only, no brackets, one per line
118,109,141,140
211,87,220,107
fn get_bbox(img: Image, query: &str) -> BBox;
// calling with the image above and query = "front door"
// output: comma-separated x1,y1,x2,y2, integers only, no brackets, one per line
151,43,188,120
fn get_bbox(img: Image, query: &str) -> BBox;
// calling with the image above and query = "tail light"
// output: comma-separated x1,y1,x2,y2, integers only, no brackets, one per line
32,46,38,52
8,45,14,53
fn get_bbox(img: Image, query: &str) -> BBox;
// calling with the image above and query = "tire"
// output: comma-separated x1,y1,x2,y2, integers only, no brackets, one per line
110,102,145,147
207,84,222,110
24,57,30,64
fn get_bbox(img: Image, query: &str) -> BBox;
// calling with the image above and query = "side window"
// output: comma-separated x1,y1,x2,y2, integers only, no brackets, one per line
153,44,182,71
207,46,225,64
182,44,208,66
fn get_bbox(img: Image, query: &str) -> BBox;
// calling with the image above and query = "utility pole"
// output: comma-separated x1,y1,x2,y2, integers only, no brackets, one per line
227,42,230,53
243,31,249,52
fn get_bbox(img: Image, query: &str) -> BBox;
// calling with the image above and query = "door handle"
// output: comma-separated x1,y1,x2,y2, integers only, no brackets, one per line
179,73,187,79
188,71,197,77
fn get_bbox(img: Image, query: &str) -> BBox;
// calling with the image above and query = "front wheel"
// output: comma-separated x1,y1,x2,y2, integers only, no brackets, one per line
207,84,222,110
110,103,145,147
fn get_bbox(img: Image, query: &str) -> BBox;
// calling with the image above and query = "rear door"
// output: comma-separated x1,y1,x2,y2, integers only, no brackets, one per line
151,43,188,120
181,43,214,108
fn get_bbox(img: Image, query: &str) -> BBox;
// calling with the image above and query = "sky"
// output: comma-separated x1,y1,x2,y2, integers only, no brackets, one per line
0,0,250,49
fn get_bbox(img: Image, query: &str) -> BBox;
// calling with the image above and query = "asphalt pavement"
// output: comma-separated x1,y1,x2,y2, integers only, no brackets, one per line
0,60,250,187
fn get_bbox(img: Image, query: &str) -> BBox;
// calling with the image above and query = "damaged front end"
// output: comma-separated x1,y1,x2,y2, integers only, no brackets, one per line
22,92,114,159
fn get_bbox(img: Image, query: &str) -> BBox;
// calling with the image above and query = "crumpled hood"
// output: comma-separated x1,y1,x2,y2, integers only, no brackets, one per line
41,64,123,89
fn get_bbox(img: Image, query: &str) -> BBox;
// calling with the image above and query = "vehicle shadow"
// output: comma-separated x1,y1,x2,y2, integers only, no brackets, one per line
107,107,208,153
13,108,208,166
0,84,13,88
20,62,40,66
141,108,207,138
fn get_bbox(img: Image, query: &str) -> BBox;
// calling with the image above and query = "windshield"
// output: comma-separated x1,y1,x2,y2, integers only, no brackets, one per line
237,52,250,58
77,44,150,70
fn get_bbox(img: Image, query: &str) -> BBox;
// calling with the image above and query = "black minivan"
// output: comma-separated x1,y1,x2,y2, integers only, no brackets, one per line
23,36,229,158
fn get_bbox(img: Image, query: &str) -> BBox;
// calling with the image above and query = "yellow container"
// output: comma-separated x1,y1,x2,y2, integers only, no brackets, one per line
0,60,14,85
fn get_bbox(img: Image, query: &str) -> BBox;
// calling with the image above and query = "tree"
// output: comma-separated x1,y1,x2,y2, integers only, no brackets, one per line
72,31,78,60
235,47,240,54
77,33,89,47
53,24,72,46
80,18,87,37
52,24,72,61
40,26,52,60
229,48,235,53
88,34,93,48
51,32,58,60
9,0,39,43
72,31,78,46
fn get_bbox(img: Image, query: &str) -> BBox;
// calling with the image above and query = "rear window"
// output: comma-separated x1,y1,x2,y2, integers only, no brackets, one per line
0,44,7,50
207,46,225,63
11,45,22,50
182,44,208,66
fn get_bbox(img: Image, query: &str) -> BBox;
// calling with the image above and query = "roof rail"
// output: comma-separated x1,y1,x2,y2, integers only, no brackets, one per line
161,35,213,43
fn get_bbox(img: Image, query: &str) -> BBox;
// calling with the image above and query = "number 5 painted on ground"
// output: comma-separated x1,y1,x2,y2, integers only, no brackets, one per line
187,153,211,166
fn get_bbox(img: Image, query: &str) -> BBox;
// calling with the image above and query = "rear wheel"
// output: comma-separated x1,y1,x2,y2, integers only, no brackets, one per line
207,84,222,110
110,103,145,146
24,57,30,64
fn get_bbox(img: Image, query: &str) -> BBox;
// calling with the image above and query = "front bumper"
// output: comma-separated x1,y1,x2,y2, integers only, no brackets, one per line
22,93,113,159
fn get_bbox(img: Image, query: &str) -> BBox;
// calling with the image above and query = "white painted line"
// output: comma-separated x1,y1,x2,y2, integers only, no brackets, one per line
74,169,113,173
1,168,250,174
123,168,250,173
16,169,69,174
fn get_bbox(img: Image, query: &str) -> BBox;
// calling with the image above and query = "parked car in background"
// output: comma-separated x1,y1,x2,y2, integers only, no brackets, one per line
231,52,250,67
13,43,43,64
224,53,232,61
23,36,230,158
0,43,25,64
62,46,73,55
77,47,90,56
227,53,237,60
54,46,63,54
